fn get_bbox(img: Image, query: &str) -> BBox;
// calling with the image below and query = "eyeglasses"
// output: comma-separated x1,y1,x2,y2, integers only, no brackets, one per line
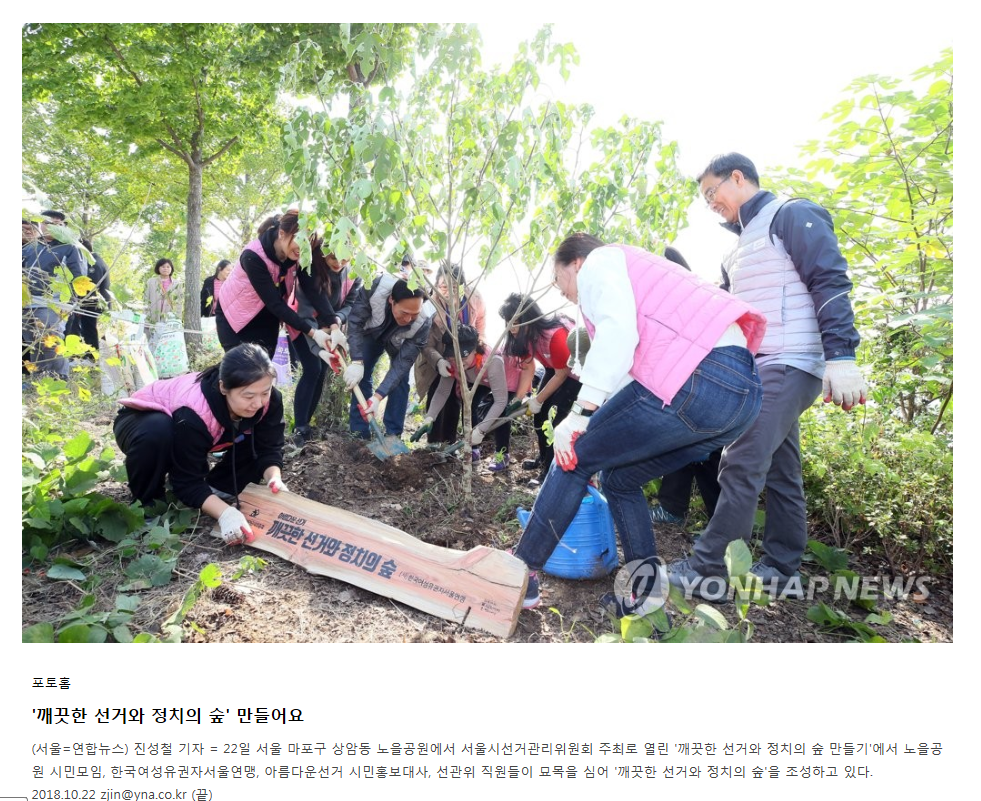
703,175,731,205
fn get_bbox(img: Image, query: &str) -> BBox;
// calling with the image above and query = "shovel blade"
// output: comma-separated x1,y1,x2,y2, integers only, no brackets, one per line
365,419,409,460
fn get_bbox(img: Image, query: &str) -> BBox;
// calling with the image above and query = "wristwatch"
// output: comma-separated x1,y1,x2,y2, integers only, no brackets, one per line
571,401,595,418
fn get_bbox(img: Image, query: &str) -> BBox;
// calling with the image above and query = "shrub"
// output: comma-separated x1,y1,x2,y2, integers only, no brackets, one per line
800,405,952,575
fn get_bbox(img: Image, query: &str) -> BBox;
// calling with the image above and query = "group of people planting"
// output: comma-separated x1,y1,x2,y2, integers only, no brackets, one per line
105,152,868,615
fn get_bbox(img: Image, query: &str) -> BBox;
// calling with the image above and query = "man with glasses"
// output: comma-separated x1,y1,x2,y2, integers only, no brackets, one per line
667,153,866,601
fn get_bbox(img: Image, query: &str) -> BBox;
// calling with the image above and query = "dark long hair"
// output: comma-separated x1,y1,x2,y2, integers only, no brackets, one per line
499,293,563,359
198,343,276,389
308,239,336,296
213,259,232,280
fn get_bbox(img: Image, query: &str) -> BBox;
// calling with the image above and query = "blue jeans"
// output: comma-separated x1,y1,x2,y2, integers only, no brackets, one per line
513,347,762,571
348,338,411,438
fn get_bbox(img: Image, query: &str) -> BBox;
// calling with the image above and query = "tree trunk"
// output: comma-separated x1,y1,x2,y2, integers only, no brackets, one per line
184,160,204,356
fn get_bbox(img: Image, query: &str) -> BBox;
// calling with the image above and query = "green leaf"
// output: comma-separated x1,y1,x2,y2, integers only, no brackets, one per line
724,539,753,578
199,563,223,588
115,594,140,613
693,604,729,630
46,564,86,582
807,540,850,572
62,431,93,461
667,583,693,614
124,554,176,587
806,603,841,626
57,624,96,643
620,614,653,642
112,625,135,643
594,633,622,643
23,623,56,643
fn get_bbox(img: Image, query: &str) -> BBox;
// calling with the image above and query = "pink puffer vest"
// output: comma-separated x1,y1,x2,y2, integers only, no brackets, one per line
583,245,766,404
120,373,224,446
218,240,297,333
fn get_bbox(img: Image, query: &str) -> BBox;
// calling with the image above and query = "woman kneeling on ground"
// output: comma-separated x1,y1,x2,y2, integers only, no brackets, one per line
512,233,766,614
113,343,288,545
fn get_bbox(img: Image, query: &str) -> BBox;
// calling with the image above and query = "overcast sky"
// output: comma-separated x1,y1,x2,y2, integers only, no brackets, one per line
470,10,952,336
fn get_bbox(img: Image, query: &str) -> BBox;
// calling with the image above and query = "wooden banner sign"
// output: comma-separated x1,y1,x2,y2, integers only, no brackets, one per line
234,484,528,638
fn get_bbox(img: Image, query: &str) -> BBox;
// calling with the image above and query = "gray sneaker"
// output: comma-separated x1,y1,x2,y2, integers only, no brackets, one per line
749,560,805,600
651,504,685,525
666,558,729,603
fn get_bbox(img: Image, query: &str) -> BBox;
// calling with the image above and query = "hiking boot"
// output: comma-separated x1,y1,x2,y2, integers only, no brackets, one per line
749,560,806,600
488,454,510,473
598,591,668,620
666,558,729,603
291,426,312,447
651,504,685,525
522,456,541,471
523,571,541,610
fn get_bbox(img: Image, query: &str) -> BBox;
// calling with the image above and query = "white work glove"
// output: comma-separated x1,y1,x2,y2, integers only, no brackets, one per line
523,395,543,415
553,413,590,471
343,361,364,390
217,506,254,545
267,476,288,494
436,359,452,378
328,327,348,352
358,394,381,422
310,328,331,350
470,427,485,446
822,359,868,411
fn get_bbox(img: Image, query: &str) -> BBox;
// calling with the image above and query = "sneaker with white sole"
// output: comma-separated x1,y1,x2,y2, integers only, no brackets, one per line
666,557,729,603
749,560,806,600
522,571,541,610
488,454,510,473
650,504,685,525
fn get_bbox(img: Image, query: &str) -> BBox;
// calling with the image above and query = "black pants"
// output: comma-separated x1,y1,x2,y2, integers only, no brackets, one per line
291,337,327,430
533,369,581,470
216,309,278,357
473,387,514,455
66,308,99,357
658,448,723,519
113,409,264,507
426,380,462,445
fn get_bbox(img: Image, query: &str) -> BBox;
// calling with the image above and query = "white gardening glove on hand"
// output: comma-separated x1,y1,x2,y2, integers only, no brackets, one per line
267,476,288,494
822,359,868,411
217,506,254,545
358,394,381,421
553,413,590,471
328,327,348,352
436,359,452,378
343,361,364,390
310,328,331,349
470,427,485,446
523,395,543,415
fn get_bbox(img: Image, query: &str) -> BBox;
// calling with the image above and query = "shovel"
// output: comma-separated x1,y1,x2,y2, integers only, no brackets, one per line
337,349,410,460
440,397,534,455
